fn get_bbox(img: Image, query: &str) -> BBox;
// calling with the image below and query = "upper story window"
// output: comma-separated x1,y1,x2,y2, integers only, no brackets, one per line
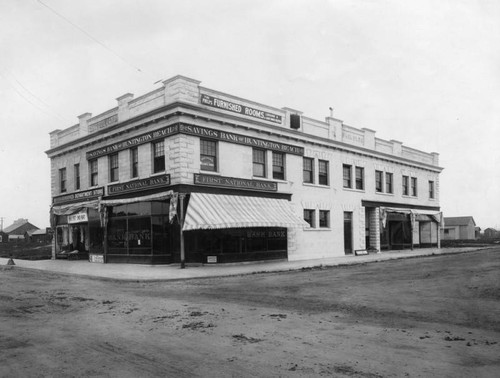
375,170,383,193
272,152,285,180
429,180,435,199
402,175,409,196
253,149,266,177
200,139,217,172
109,153,119,182
355,166,364,190
303,157,314,184
343,164,352,188
411,177,418,197
74,164,80,190
318,160,329,186
130,147,138,178
304,209,315,228
89,159,98,187
152,141,165,173
59,168,67,193
319,210,330,228
385,172,393,194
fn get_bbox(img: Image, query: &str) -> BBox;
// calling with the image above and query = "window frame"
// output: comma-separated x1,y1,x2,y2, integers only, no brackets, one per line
89,159,98,187
252,148,266,178
411,177,418,197
74,164,80,190
152,141,165,173
59,167,67,193
109,153,119,183
355,166,364,190
303,209,315,228
385,172,393,194
429,180,435,199
343,164,352,188
200,139,218,172
130,147,139,178
272,151,285,180
303,157,314,184
318,160,329,186
402,175,409,196
319,210,330,228
375,170,383,193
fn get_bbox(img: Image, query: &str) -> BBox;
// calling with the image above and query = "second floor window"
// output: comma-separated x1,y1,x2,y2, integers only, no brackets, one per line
253,149,266,177
411,177,418,197
304,209,315,228
200,139,217,171
375,170,383,192
152,141,165,173
318,160,329,185
343,164,352,188
109,153,119,182
89,159,98,187
402,175,409,196
429,180,435,199
130,147,138,178
74,164,80,190
355,166,364,190
319,210,330,228
303,157,314,183
385,172,393,194
59,168,66,193
272,152,285,180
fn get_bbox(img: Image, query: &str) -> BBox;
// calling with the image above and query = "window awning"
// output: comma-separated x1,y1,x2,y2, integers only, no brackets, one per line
51,200,100,216
380,207,443,227
182,193,309,231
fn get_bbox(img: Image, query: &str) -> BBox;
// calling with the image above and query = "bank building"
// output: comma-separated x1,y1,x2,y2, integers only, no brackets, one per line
46,75,443,265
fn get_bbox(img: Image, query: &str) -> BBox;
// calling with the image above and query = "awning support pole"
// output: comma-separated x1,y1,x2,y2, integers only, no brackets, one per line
179,193,186,269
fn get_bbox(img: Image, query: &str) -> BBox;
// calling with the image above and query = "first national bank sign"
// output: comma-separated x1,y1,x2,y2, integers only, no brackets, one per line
200,94,283,124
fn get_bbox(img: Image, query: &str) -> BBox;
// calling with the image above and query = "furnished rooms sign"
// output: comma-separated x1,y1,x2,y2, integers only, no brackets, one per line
194,174,278,192
200,94,283,124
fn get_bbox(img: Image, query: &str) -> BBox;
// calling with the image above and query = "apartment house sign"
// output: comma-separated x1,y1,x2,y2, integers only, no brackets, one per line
200,94,283,124
53,187,104,205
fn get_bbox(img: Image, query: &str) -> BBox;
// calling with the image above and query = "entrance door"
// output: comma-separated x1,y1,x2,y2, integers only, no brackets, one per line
344,212,353,255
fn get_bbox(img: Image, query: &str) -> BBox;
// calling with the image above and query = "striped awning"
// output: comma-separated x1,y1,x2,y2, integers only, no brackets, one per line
182,193,308,231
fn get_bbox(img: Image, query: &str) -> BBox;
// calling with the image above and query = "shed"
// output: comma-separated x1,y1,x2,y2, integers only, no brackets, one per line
441,216,476,240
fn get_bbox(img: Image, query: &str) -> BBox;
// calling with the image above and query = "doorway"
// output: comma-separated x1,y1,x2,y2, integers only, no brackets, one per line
344,212,353,255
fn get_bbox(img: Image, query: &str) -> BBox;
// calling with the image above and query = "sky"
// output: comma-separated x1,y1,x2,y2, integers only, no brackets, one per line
0,0,499,231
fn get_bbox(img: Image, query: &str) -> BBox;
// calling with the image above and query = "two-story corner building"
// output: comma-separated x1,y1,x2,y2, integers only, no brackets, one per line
46,75,443,265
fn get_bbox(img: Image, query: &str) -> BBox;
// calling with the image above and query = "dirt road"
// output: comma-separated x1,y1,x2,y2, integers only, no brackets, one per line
1,249,499,377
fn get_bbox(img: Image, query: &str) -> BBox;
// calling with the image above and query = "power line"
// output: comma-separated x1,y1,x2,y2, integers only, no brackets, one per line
37,0,144,74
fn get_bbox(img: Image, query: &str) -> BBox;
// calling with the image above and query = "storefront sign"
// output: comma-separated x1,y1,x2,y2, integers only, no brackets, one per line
68,212,88,224
179,124,304,155
89,254,104,263
108,174,171,195
87,123,303,160
87,125,180,159
200,94,283,124
194,174,278,192
53,187,104,205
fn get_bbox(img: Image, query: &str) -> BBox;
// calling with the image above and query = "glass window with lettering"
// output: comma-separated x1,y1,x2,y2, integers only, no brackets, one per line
355,166,364,190
272,152,285,180
303,157,314,183
59,168,67,193
89,159,98,187
200,139,217,171
109,153,119,182
152,141,165,173
304,209,315,228
253,148,266,177
343,164,352,188
318,160,329,185
130,147,139,178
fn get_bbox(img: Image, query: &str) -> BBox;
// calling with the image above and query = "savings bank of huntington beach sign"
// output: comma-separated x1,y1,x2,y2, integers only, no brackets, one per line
200,94,283,124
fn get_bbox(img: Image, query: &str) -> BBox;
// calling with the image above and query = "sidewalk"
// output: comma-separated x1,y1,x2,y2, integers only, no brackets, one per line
0,247,491,282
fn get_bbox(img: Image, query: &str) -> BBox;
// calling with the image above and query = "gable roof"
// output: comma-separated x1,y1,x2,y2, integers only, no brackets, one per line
3,219,39,234
443,216,476,227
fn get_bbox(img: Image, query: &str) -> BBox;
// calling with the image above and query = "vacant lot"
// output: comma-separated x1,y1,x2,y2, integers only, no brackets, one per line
1,249,499,377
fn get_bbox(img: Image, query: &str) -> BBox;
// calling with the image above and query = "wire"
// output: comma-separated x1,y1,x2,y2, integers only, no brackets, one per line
37,0,144,74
